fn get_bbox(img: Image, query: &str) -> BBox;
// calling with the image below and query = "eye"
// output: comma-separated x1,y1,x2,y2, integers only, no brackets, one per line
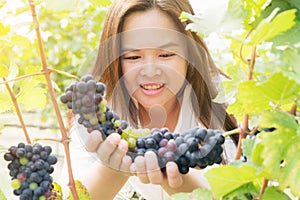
159,53,175,58
123,56,141,60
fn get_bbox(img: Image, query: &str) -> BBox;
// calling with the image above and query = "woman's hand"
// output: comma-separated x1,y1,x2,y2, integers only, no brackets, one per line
130,151,183,188
83,131,132,173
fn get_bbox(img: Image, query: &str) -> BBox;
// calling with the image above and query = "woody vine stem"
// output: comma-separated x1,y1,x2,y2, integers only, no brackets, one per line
238,30,268,200
26,0,79,199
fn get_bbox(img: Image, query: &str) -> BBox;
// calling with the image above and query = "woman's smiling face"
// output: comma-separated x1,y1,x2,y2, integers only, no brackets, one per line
120,9,188,109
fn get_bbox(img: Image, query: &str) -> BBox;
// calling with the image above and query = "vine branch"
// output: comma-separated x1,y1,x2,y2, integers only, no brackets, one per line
27,0,79,199
0,68,79,86
3,77,31,144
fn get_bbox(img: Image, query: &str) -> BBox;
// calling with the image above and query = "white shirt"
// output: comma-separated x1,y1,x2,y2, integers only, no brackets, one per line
59,85,237,200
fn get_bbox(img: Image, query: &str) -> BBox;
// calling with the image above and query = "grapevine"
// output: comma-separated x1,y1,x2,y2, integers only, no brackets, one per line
60,74,226,174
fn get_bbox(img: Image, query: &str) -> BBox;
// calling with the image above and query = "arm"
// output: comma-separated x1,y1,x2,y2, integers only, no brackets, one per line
82,162,129,200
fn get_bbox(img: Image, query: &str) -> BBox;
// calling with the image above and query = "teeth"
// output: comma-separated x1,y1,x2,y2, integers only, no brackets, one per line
142,84,163,90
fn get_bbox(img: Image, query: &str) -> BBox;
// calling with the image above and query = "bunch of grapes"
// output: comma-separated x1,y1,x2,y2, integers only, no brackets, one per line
3,143,57,200
60,74,226,174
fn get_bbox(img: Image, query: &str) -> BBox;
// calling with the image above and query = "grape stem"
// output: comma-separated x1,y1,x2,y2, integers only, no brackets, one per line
27,0,79,199
289,101,297,116
2,77,31,144
257,178,269,200
235,44,257,161
222,128,242,138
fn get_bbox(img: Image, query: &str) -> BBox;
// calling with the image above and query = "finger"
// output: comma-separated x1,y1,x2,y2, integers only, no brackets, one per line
145,151,163,184
135,156,150,184
84,130,103,152
120,155,133,174
109,139,128,170
166,162,183,188
96,133,120,164
130,162,137,175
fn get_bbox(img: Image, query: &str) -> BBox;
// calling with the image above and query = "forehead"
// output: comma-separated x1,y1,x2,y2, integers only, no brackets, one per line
120,28,186,52
120,9,187,54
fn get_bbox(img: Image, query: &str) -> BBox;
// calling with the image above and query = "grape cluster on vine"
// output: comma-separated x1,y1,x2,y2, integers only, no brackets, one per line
60,74,226,174
3,143,57,200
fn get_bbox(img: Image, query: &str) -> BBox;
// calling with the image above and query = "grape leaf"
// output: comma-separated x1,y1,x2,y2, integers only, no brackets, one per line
16,79,47,111
242,139,255,160
181,0,248,37
0,22,10,36
45,0,75,11
214,64,247,104
228,72,300,117
222,182,259,200
246,9,296,45
252,110,300,197
205,165,263,198
88,0,111,7
0,64,9,77
169,188,213,200
0,189,7,200
68,180,91,200
282,48,300,85
0,90,13,113
261,186,292,200
265,0,300,46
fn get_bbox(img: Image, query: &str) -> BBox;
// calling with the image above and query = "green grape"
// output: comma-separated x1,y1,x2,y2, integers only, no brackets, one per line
11,179,21,189
19,157,29,165
39,195,46,200
29,182,38,190
114,120,121,128
128,137,136,149
99,99,107,113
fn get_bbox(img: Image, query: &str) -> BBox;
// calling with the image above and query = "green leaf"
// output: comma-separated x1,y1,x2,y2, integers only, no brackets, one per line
223,182,260,200
169,188,213,200
11,35,31,48
52,182,63,199
0,89,13,113
282,48,300,85
246,9,297,45
0,64,9,77
252,110,300,197
0,22,10,36
261,186,292,200
258,110,299,132
88,0,111,7
205,165,262,198
45,0,76,11
68,180,91,200
242,139,255,159
265,0,300,45
182,0,248,36
219,0,249,33
214,64,247,104
16,79,47,111
0,189,7,200
228,72,300,116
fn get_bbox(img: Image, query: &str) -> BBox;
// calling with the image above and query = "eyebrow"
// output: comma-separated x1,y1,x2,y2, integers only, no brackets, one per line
121,42,180,53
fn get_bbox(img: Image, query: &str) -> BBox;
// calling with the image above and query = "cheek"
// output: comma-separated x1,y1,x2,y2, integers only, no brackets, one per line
121,64,139,95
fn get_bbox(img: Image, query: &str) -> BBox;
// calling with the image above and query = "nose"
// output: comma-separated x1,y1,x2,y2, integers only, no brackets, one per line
140,58,162,77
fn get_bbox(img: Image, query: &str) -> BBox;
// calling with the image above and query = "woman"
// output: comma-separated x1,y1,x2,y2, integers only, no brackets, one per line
60,0,238,199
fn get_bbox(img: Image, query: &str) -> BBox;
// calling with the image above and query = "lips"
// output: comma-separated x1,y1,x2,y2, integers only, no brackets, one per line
139,83,165,96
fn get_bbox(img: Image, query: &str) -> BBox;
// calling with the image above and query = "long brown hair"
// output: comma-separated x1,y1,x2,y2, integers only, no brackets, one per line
90,0,239,144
